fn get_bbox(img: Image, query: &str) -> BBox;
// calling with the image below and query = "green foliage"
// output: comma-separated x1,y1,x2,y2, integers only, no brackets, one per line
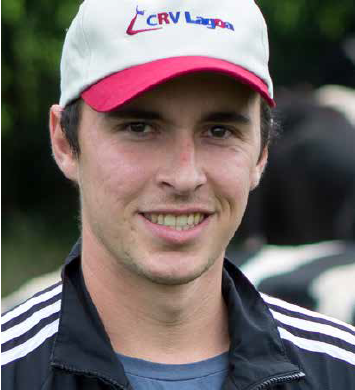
257,0,355,86
2,0,26,24
259,0,354,40
2,0,79,135
2,1,82,298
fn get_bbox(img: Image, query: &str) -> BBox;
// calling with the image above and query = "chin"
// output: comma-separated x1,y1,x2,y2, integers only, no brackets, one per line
137,253,219,287
143,270,203,286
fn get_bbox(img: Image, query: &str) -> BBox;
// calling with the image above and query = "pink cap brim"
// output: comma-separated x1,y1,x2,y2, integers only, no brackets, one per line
81,56,275,111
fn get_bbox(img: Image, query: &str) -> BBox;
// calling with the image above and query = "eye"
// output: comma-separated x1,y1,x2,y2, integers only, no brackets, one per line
127,122,152,134
207,126,232,139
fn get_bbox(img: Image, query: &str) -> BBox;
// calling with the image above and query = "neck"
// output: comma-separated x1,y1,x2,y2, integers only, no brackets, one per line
81,237,230,364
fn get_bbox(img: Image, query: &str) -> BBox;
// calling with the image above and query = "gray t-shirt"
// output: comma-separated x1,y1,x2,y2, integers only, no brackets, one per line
116,352,229,389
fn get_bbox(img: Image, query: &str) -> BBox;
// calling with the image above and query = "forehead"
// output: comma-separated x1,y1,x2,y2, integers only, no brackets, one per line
102,72,259,119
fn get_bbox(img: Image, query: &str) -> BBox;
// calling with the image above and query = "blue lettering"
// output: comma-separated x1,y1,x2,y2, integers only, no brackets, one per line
185,12,200,24
224,22,234,30
147,14,158,26
195,16,204,25
202,18,216,29
169,12,181,24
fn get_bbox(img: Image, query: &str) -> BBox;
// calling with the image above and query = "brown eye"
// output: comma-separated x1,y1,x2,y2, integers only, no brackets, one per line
128,123,149,133
209,126,231,139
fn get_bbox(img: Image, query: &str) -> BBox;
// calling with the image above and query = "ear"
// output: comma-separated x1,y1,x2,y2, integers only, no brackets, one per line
49,104,79,182
250,146,268,191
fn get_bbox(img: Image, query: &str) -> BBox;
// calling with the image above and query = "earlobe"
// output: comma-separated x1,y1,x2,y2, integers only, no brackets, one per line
49,104,78,182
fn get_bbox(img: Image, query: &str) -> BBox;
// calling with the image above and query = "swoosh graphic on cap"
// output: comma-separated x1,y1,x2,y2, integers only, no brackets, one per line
126,13,162,35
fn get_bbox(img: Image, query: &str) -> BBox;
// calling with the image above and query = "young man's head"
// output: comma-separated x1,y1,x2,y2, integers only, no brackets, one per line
50,0,274,285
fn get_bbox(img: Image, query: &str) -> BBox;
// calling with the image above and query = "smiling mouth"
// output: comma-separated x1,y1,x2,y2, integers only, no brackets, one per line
143,213,207,231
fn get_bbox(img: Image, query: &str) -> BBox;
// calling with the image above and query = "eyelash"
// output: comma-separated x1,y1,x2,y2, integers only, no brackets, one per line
203,126,234,139
119,122,156,137
118,122,240,141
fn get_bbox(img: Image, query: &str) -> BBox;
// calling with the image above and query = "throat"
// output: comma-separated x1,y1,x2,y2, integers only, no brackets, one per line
108,290,230,364
81,242,229,364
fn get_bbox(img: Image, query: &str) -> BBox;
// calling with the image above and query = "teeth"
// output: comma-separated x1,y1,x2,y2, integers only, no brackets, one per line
144,213,206,230
187,214,195,225
176,215,188,226
164,214,175,226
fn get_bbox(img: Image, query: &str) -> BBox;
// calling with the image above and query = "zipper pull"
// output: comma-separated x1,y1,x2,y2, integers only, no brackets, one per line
253,371,306,390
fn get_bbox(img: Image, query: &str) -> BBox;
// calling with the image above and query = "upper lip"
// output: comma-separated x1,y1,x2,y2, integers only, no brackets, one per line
140,208,214,216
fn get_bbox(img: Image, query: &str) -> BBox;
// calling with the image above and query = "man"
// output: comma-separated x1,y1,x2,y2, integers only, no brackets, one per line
2,0,354,389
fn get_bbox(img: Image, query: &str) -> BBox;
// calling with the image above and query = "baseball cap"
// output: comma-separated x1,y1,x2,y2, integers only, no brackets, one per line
59,0,274,111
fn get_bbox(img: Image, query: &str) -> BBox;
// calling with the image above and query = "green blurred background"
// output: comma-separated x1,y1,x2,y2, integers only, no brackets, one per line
2,0,355,297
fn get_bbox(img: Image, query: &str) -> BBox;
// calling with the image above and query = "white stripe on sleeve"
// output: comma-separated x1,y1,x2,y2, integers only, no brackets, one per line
278,326,355,366
2,300,61,345
271,310,355,346
1,284,62,326
262,293,355,333
1,319,59,366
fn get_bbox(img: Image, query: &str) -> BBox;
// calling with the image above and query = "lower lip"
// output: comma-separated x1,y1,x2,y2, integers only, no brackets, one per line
139,214,211,245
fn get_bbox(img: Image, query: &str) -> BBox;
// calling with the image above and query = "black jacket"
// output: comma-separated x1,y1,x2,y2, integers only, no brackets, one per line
2,242,355,389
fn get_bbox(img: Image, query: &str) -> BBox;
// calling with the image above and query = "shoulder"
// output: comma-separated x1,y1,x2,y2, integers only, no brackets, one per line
1,282,63,389
261,293,355,386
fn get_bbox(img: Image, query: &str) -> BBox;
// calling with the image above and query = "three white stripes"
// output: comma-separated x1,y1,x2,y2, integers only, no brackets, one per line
2,300,61,344
262,294,355,366
1,284,62,366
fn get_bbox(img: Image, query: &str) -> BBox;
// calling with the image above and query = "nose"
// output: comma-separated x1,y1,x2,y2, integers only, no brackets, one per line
156,134,207,195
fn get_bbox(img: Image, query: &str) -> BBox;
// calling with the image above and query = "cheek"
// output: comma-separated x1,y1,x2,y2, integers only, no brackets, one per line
221,171,250,211
80,144,156,211
206,150,255,192
205,151,254,221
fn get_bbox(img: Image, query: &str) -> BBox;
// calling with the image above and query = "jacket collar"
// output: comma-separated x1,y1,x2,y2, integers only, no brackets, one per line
51,240,131,389
221,260,300,389
51,241,300,389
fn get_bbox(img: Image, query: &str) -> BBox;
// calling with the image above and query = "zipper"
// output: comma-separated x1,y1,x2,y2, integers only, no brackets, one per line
252,371,306,390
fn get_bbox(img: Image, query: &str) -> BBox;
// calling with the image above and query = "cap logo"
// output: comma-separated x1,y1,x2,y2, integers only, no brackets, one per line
127,6,234,35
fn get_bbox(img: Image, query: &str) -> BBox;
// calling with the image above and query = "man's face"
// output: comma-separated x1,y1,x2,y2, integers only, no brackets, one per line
74,73,267,285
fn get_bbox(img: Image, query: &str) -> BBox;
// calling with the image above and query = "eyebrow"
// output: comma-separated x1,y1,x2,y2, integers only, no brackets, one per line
106,109,163,121
106,109,251,124
201,111,251,124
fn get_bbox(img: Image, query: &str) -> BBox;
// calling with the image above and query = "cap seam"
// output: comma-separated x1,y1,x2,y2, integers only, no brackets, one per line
259,11,267,59
79,0,92,91
256,7,270,96
261,20,271,97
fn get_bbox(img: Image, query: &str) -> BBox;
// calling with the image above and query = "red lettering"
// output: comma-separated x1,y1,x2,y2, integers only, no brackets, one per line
158,12,170,25
214,19,225,28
